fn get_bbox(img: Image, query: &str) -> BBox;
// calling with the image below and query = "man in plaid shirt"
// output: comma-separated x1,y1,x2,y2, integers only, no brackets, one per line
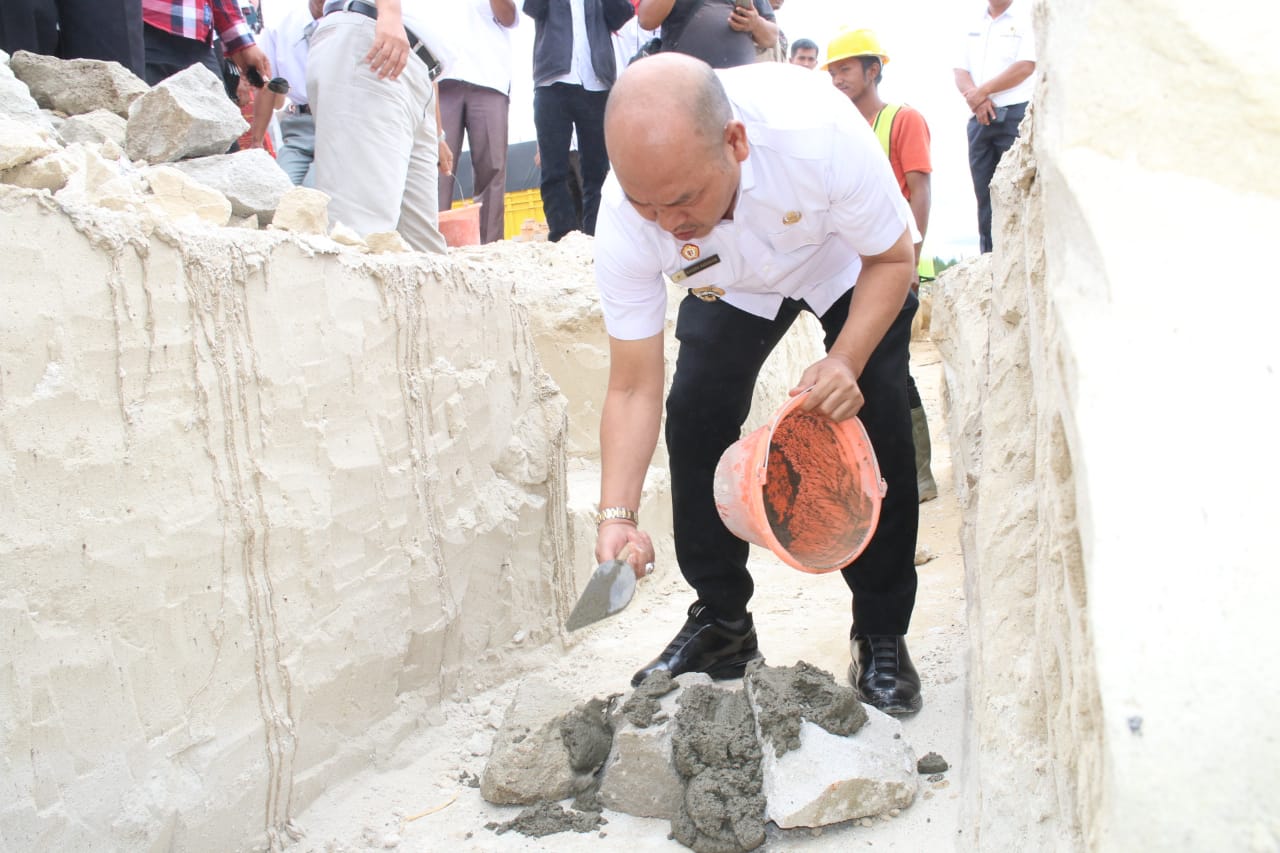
143,0,271,87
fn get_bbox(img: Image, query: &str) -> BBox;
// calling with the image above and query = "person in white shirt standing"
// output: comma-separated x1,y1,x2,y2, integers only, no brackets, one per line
308,0,454,253
953,0,1036,253
252,0,323,186
436,0,518,244
593,54,926,715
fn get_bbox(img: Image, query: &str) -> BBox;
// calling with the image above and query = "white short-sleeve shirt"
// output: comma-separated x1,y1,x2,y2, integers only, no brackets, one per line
956,1,1037,107
438,0,518,96
593,62,913,341
259,1,314,107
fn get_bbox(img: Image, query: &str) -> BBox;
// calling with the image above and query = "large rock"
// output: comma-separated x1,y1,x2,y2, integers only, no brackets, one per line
59,109,128,147
480,679,604,806
756,705,917,828
125,64,246,163
1,145,84,191
597,672,709,820
0,52,45,125
173,149,291,223
9,50,147,118
143,165,232,226
0,115,58,170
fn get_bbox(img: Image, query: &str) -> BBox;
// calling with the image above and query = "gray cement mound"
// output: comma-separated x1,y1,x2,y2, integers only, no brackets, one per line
560,696,615,772
745,660,867,757
623,670,678,727
485,801,606,837
670,685,767,853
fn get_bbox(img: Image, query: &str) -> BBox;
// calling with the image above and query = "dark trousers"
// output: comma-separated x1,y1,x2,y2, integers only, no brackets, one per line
0,0,144,79
533,82,609,242
437,79,510,244
143,22,220,86
666,288,920,636
967,101,1027,253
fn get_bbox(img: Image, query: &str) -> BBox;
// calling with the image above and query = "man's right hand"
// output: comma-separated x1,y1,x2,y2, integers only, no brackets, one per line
366,14,410,79
595,522,655,581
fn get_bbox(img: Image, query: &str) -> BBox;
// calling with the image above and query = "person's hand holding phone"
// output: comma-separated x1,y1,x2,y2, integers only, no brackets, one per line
728,0,757,32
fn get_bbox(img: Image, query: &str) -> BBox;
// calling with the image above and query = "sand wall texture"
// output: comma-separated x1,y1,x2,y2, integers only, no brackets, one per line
936,1,1280,849
0,188,827,850
0,188,579,851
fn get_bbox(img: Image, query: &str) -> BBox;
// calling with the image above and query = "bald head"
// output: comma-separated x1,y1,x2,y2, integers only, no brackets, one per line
602,54,749,242
605,53,734,168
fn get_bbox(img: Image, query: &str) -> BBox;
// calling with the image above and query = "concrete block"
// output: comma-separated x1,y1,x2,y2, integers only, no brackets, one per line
480,678,598,806
144,165,232,226
9,50,147,118
172,149,291,223
758,705,917,828
598,673,709,820
59,109,128,148
271,186,330,235
125,64,246,163
0,115,58,170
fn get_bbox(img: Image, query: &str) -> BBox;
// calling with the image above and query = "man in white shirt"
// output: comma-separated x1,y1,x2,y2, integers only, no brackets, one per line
436,0,518,244
953,0,1036,253
523,0,634,242
308,0,454,253
593,54,926,715
252,0,322,186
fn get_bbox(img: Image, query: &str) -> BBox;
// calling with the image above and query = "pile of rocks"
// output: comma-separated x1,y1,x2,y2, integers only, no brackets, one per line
0,50,377,247
480,661,922,852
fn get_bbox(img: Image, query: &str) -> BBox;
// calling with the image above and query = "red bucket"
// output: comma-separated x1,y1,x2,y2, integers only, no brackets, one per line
439,203,481,247
713,392,886,573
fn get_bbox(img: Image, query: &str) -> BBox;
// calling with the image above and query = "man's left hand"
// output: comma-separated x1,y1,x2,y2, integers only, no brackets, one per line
791,353,865,422
230,44,272,84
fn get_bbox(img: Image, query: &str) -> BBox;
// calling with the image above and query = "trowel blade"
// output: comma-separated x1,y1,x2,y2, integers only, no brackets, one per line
565,557,638,631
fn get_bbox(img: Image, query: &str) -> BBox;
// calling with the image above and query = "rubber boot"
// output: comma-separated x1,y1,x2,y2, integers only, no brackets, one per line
912,405,938,502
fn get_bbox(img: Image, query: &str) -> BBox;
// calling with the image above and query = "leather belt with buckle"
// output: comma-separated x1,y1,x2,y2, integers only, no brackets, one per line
286,103,311,115
322,0,443,80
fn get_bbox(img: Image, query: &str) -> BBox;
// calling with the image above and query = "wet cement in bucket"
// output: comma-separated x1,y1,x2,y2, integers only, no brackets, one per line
762,411,875,570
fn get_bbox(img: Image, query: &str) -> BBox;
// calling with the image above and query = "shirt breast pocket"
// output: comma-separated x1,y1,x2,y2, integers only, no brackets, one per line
766,216,827,255
993,32,1023,68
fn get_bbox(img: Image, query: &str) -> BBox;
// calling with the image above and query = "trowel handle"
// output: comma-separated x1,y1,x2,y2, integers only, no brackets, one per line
615,542,634,563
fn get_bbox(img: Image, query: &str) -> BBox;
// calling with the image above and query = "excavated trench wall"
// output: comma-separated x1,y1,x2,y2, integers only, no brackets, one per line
936,1,1280,849
0,190,822,851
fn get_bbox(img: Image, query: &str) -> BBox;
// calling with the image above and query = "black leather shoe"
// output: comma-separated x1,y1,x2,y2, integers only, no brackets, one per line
631,602,763,688
848,634,923,715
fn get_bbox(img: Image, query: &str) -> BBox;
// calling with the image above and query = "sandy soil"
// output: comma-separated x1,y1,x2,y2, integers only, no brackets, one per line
283,339,965,853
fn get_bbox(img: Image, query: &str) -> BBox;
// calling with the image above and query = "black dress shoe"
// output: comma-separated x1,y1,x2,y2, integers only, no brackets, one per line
631,601,763,688
848,634,923,715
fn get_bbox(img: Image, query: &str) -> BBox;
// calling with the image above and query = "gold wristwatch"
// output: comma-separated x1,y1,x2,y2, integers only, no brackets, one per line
594,506,638,527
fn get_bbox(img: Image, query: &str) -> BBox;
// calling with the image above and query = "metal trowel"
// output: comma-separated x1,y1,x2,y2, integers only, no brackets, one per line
566,543,639,631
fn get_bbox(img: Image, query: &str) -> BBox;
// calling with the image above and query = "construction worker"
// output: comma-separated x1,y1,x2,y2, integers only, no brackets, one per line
824,28,938,503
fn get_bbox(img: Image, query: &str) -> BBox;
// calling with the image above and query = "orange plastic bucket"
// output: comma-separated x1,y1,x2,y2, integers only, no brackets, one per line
713,391,887,573
439,203,481,247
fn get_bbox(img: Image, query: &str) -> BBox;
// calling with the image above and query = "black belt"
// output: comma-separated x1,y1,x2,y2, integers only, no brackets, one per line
287,103,311,115
321,0,443,80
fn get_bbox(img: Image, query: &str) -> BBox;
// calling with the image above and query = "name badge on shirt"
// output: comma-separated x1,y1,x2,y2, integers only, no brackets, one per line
670,253,721,284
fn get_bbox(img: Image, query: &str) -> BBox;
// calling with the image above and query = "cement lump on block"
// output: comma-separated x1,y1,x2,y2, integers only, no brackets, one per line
481,679,603,806
598,672,710,821
670,685,766,853
757,704,918,829
622,669,678,727
558,696,614,773
0,115,58,170
744,660,866,757
125,64,246,163
272,186,330,234
9,50,147,118
59,109,128,147
172,149,291,223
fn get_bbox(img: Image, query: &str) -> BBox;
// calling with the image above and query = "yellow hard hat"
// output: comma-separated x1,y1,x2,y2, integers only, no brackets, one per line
822,28,889,70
